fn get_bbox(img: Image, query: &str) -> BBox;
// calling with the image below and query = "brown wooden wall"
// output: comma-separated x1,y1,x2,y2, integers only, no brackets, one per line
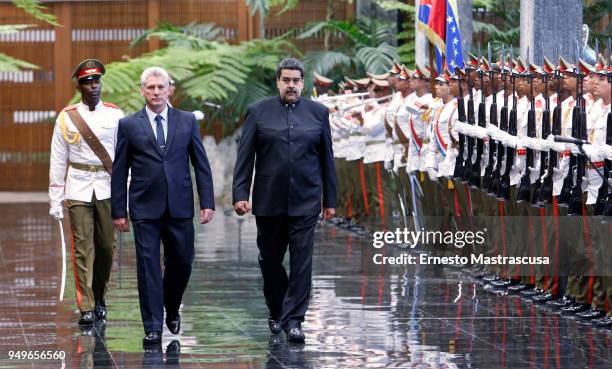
0,0,354,191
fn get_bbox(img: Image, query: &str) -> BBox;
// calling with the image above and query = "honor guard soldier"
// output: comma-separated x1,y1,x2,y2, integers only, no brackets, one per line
49,59,124,325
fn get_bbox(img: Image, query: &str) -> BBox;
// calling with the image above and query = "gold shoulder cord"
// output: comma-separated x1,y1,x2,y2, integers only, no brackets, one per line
59,111,81,145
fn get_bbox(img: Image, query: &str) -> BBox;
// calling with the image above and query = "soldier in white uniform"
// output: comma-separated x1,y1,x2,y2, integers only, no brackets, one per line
361,78,392,223
404,66,434,223
582,58,612,327
48,59,124,325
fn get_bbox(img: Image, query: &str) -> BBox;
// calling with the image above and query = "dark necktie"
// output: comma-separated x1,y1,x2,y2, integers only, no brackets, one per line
154,115,165,148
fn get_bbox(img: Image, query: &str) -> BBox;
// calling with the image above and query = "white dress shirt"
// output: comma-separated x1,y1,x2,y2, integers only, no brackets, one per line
145,104,168,142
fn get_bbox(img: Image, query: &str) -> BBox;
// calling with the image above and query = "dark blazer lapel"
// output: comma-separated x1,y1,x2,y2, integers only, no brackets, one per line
139,108,164,157
164,107,179,156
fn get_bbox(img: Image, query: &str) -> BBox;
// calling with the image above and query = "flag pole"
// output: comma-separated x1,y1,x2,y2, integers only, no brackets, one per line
428,41,437,97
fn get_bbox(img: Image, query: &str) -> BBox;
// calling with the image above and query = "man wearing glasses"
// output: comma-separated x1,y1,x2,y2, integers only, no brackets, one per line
232,58,337,342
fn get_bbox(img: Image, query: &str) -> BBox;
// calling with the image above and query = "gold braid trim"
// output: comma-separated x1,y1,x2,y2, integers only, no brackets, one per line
59,111,81,145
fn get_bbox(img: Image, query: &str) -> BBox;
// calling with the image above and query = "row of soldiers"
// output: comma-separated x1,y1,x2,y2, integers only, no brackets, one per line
312,52,612,330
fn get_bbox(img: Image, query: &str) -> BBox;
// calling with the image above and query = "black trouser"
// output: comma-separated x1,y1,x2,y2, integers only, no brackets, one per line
255,214,318,330
132,212,194,333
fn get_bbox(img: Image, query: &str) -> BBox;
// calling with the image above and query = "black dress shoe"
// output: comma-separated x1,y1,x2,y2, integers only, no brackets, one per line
268,317,282,334
166,340,181,355
143,331,162,345
285,323,305,342
166,313,181,335
78,311,95,325
482,275,501,283
94,300,107,320
531,292,556,304
560,303,590,315
575,309,605,321
507,283,533,295
520,288,543,299
545,295,575,310
591,316,612,328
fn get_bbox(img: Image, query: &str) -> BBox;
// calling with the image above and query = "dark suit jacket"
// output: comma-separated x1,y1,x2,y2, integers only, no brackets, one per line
232,96,337,216
111,106,214,220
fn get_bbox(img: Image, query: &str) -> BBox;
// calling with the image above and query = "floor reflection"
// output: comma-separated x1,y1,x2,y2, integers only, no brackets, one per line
0,202,609,368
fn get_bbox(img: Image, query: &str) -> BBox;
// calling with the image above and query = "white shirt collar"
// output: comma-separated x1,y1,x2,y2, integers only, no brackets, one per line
145,104,169,123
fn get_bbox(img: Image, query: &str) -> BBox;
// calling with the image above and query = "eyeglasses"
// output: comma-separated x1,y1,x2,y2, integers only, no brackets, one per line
280,77,303,85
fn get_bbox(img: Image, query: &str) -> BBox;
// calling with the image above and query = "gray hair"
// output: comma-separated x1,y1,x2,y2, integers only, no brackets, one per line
140,66,170,87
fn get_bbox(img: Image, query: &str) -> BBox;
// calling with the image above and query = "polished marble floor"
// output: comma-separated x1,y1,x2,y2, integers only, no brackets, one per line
0,202,610,369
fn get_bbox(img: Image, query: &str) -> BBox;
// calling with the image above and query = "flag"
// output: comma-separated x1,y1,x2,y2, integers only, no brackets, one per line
417,0,432,34
427,0,447,50
445,0,464,73
417,0,443,75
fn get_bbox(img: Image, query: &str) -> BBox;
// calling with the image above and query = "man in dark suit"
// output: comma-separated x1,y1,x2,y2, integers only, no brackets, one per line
232,58,337,342
111,66,215,346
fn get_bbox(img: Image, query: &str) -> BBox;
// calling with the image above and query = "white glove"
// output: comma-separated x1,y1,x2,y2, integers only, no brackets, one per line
545,135,567,153
472,125,488,139
427,168,438,181
50,206,64,220
193,110,205,121
570,144,580,155
496,130,509,145
384,159,393,171
503,135,519,148
581,144,603,161
523,137,536,150
529,166,540,180
455,121,467,135
600,144,612,160
532,138,548,152
487,125,501,141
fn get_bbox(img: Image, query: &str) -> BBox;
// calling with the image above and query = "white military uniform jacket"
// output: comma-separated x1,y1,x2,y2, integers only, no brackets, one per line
426,99,458,178
384,92,406,171
49,101,124,208
404,92,433,173
362,102,389,164
583,99,609,204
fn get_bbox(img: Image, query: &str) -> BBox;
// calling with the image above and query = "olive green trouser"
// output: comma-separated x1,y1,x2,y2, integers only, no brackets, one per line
67,193,115,312
591,221,612,312
334,159,350,219
365,162,396,227
565,196,596,305
347,159,369,223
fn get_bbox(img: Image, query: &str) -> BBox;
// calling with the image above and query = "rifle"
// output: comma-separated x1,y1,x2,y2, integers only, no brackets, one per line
558,64,581,207
599,56,612,216
470,59,487,188
535,64,553,206
595,107,611,215
517,63,536,203
483,44,499,194
491,49,509,196
497,53,517,202
462,62,477,183
568,106,587,215
452,47,467,179
568,45,587,215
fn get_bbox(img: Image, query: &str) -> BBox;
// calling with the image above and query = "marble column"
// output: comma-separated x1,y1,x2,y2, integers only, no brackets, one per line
520,0,583,64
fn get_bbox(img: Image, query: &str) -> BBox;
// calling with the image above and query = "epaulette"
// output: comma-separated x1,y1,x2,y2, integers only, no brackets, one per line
103,102,120,109
63,104,78,111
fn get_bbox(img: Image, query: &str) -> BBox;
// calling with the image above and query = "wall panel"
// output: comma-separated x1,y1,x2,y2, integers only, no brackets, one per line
0,0,354,191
